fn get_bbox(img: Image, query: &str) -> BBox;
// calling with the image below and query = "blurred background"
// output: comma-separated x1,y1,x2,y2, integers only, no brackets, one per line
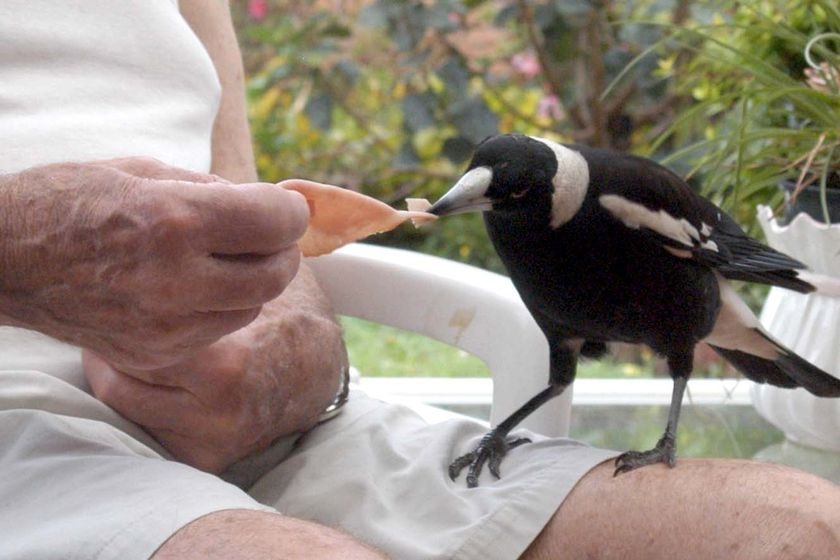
230,0,840,465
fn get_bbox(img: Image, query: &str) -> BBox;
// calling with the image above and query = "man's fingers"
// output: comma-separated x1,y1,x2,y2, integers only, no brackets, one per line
83,351,249,472
149,428,236,473
191,183,309,256
84,351,196,430
187,246,301,311
162,306,262,356
84,351,232,437
98,306,261,373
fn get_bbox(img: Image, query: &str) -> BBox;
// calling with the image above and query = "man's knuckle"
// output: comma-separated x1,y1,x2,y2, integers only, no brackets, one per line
111,155,165,175
148,207,199,246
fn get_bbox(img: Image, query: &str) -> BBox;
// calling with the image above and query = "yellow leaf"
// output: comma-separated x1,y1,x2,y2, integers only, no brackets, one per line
656,55,676,76
252,87,281,120
413,128,443,159
428,74,444,94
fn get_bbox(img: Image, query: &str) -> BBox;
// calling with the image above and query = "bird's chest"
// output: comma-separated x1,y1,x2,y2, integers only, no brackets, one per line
486,216,718,344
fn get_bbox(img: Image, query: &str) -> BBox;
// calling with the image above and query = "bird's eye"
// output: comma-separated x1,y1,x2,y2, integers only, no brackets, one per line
511,188,529,199
497,161,510,170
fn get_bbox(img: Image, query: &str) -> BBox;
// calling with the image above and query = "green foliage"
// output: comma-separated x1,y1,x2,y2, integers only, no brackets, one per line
232,0,696,269
625,0,840,229
234,0,840,247
342,316,655,378
341,316,490,377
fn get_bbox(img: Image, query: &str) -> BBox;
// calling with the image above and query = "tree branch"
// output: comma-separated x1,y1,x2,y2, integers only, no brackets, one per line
515,0,566,99
583,8,608,147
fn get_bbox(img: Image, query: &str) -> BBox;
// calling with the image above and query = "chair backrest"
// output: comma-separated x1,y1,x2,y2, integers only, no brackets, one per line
306,243,572,436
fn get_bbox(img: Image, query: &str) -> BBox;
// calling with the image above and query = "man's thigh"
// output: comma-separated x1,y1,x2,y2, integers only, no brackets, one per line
153,510,388,560
247,391,617,560
526,458,840,560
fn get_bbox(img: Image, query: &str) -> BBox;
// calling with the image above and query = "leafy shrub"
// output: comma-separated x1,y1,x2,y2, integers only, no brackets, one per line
232,0,695,270
623,0,840,229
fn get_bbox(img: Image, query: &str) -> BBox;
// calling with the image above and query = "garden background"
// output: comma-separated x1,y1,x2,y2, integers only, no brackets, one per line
229,0,840,457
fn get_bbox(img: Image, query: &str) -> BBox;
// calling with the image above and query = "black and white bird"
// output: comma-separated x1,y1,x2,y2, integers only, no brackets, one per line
428,133,840,487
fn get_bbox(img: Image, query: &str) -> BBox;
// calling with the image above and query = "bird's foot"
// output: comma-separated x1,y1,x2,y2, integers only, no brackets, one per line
449,429,531,488
613,433,676,476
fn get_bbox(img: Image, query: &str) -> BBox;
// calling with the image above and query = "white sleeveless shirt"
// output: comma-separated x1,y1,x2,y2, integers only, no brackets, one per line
0,0,220,174
0,0,221,379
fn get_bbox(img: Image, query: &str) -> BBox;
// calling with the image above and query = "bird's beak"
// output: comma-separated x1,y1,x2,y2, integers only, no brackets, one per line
428,166,494,216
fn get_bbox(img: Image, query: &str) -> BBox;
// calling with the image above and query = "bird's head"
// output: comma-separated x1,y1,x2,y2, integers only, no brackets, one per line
429,134,589,229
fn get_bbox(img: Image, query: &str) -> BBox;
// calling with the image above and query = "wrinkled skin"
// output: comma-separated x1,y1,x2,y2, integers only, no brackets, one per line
83,265,347,472
0,157,308,372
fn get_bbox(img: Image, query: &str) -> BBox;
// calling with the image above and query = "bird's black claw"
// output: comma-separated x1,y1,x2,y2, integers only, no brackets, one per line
449,432,532,487
486,436,530,479
448,453,475,481
613,435,676,476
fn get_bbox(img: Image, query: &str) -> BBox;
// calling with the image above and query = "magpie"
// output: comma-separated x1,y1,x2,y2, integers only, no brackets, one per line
428,133,840,487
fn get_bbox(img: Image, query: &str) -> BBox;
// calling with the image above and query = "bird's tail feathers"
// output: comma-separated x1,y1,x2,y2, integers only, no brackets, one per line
710,329,840,398
796,270,840,298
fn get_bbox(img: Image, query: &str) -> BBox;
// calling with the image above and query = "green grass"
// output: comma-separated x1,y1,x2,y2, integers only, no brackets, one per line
340,316,653,378
340,316,489,377
342,316,787,460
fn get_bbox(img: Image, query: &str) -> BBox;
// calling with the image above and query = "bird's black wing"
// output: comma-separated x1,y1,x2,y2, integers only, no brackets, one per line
584,148,814,293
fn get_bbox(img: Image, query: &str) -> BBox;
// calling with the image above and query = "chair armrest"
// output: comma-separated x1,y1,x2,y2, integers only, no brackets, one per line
306,243,571,437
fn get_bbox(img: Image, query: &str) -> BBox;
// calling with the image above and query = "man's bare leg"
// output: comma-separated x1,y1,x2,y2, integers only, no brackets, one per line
153,510,387,560
524,458,840,560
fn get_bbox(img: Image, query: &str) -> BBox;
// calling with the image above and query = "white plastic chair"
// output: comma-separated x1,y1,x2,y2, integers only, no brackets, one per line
306,243,572,437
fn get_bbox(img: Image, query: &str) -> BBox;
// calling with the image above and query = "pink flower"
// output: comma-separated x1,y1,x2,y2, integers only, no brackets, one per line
537,94,565,121
248,0,268,21
511,52,541,79
805,62,839,94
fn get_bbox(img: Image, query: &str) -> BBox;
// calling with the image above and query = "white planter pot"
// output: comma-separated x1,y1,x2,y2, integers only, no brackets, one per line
751,206,840,451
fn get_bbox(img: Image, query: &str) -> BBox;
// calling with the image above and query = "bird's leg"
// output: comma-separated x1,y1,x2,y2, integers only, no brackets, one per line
614,373,688,476
449,382,568,488
450,337,576,488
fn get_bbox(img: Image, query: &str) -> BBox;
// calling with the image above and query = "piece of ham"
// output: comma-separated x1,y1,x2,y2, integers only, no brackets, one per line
280,179,436,257
405,198,434,224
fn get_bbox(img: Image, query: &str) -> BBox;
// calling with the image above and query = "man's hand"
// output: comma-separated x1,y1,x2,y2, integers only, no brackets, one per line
83,265,348,472
0,157,308,371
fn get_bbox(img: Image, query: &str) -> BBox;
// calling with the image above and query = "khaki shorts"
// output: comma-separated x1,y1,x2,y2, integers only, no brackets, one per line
0,329,616,560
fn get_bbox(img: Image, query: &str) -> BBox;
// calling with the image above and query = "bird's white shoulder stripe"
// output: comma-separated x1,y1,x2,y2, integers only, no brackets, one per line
598,194,719,253
533,137,589,229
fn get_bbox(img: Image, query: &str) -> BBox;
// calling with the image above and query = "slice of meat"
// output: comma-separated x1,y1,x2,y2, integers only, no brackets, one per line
405,198,435,226
280,179,437,256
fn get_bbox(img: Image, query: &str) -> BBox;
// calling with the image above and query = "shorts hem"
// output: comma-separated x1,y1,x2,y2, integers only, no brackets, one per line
451,447,619,560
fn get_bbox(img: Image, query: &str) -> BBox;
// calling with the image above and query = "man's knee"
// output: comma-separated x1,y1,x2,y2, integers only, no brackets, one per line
522,458,840,560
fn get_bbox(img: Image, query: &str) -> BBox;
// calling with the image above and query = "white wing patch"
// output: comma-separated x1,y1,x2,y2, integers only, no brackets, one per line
533,137,589,229
598,194,719,254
